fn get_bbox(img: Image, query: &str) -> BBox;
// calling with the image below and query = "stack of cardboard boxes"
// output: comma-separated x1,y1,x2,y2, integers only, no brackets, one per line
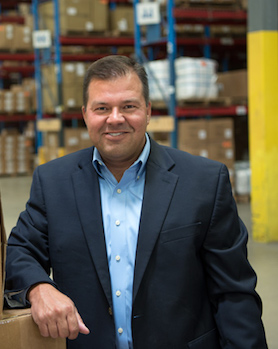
0,129,33,176
38,0,108,35
0,78,36,115
217,69,248,102
42,63,89,113
178,117,235,183
64,127,92,155
38,0,134,36
0,23,32,51
0,196,66,348
38,127,92,164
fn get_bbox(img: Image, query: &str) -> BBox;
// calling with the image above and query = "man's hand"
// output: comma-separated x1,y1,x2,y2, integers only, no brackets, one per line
28,283,90,340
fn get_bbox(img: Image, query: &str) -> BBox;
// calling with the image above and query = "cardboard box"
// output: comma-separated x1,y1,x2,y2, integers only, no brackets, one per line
217,69,248,99
178,118,235,170
42,63,86,112
110,6,134,34
64,128,92,154
39,0,108,35
13,25,32,51
240,0,247,10
207,118,234,141
179,143,209,158
178,119,208,147
0,194,65,348
0,195,5,318
0,24,15,50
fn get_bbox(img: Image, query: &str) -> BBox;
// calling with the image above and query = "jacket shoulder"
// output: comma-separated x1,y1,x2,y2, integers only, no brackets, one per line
36,147,93,177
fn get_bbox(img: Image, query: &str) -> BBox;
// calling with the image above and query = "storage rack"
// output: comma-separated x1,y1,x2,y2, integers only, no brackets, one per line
32,0,136,148
1,1,248,151
133,1,248,148
0,4,35,125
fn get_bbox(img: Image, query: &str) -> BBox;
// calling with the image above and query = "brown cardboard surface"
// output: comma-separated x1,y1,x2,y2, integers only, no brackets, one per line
0,195,7,319
217,70,247,99
207,118,234,141
178,119,208,145
0,309,66,349
110,7,134,34
0,195,66,347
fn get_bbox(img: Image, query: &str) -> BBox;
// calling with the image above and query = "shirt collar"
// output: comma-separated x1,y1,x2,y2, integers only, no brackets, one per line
92,133,150,179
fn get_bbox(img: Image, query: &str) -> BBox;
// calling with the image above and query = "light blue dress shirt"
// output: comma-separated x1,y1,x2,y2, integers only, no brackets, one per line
92,134,150,349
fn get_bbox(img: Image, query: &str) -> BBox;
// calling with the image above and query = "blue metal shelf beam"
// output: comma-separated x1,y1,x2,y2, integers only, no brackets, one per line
133,0,178,148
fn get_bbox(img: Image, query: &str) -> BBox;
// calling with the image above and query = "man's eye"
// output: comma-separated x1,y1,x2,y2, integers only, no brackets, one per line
124,105,135,109
96,107,107,111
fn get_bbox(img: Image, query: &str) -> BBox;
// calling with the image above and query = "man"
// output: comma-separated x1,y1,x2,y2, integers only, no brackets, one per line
5,55,267,348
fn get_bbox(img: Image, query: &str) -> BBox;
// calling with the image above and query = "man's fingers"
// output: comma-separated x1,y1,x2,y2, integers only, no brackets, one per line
38,323,50,338
28,284,89,340
76,311,90,335
66,309,82,340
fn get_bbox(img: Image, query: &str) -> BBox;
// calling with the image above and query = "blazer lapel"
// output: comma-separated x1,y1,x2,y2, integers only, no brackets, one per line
71,152,112,306
133,141,179,302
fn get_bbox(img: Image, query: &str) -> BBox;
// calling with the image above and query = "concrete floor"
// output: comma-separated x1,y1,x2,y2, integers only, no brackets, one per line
0,175,277,348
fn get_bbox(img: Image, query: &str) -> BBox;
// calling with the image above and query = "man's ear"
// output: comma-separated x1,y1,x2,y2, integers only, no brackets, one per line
82,106,87,124
146,102,151,125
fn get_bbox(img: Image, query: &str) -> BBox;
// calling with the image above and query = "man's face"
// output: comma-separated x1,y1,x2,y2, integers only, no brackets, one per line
82,72,151,168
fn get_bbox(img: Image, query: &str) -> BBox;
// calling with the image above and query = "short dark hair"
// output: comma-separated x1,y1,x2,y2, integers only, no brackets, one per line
83,55,149,109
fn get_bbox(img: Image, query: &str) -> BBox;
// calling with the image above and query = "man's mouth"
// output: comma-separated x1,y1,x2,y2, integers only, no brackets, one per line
107,132,125,137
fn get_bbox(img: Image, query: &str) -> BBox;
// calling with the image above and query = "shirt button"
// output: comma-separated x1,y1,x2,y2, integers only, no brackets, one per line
118,328,123,334
116,255,121,262
116,290,121,297
117,188,121,194
115,220,120,226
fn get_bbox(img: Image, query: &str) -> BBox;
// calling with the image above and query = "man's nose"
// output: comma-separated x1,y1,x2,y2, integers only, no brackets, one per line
107,108,125,123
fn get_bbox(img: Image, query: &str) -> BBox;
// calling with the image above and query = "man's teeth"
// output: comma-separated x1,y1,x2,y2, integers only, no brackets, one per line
109,133,122,136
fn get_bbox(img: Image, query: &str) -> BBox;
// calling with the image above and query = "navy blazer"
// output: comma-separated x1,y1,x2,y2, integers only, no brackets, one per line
5,138,267,348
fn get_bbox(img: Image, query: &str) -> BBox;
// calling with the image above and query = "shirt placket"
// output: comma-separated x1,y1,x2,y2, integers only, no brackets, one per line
110,183,129,348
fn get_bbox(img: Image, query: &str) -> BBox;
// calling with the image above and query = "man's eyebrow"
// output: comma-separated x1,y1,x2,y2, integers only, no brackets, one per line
122,98,140,104
90,101,108,106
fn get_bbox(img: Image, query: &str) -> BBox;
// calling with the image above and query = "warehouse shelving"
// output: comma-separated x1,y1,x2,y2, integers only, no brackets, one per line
0,15,24,24
31,0,138,149
0,114,35,122
173,8,247,22
133,1,248,147
0,7,36,126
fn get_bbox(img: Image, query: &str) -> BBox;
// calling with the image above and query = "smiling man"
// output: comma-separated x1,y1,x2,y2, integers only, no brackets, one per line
82,60,151,182
5,55,267,349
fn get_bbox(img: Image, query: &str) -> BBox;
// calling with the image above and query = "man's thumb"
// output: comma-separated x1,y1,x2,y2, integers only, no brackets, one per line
76,311,90,335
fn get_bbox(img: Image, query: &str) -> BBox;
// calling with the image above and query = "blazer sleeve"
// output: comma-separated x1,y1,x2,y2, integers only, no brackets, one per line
202,164,267,348
5,166,56,295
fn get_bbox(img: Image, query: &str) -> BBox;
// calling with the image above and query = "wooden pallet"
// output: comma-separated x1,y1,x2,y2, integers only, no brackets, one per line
175,0,242,10
177,96,247,107
151,97,247,109
235,193,250,203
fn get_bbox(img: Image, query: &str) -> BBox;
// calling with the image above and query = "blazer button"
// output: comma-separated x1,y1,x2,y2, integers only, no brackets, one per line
108,307,113,316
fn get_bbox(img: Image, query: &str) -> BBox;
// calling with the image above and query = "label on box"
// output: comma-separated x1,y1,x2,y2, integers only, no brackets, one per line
86,21,94,31
198,130,207,140
76,63,85,76
118,19,128,32
67,99,76,107
68,138,79,146
67,7,77,16
225,149,234,159
65,64,75,73
200,149,208,158
224,128,233,139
